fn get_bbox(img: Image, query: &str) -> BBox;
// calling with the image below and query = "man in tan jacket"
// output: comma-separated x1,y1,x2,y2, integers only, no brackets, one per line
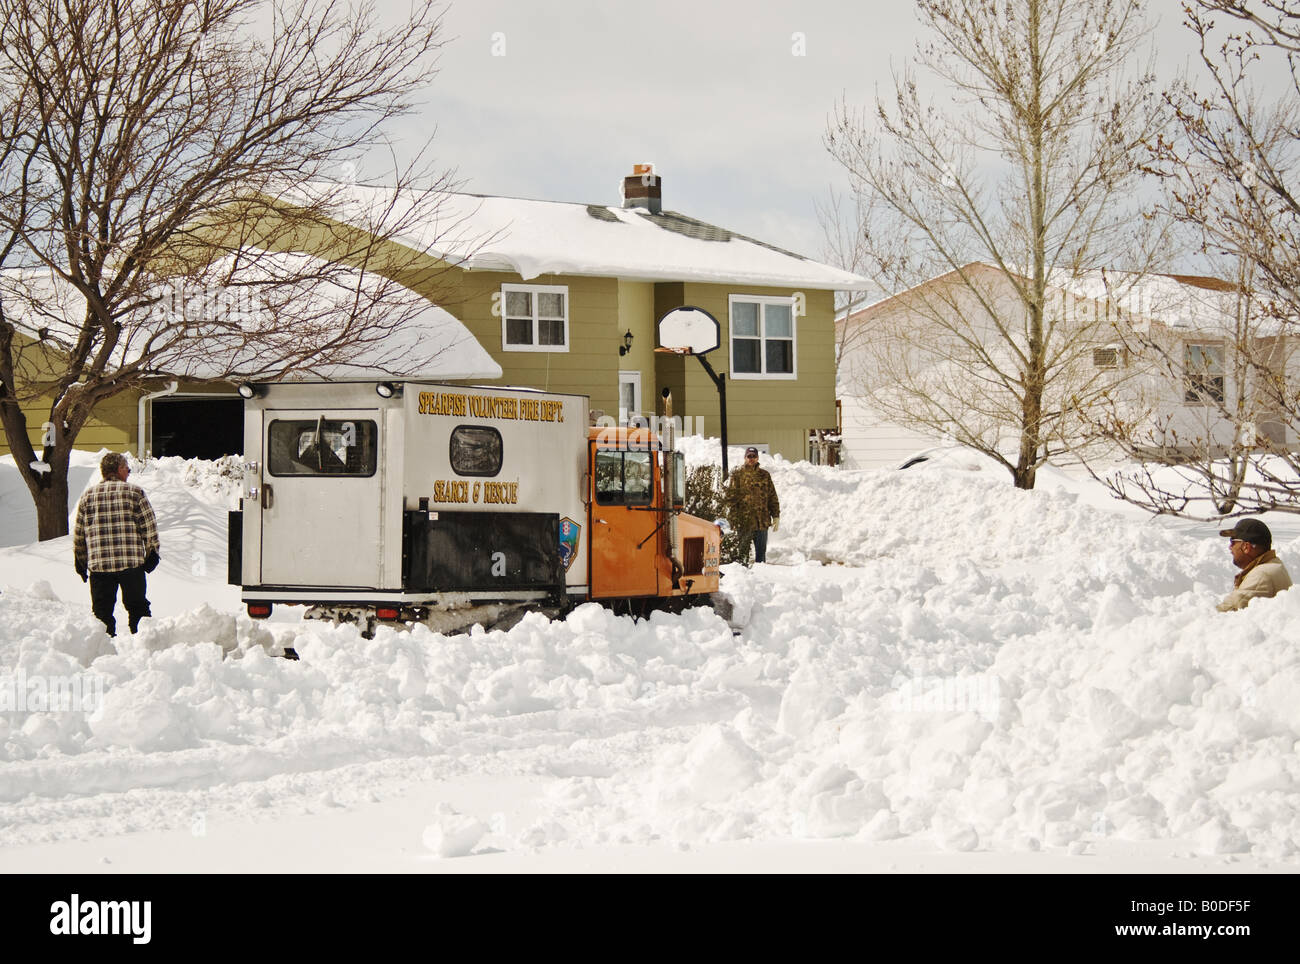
1217,518,1292,612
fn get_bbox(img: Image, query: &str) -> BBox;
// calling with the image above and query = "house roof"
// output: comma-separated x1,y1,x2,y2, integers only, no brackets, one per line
297,184,875,291
836,262,1002,322
0,255,503,382
836,262,1288,338
1062,270,1287,337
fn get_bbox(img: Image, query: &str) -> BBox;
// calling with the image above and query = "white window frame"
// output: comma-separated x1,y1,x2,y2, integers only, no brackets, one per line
501,283,570,352
728,294,797,380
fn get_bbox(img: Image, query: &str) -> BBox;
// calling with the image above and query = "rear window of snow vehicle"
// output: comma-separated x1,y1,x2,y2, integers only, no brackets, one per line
449,425,503,477
267,419,378,476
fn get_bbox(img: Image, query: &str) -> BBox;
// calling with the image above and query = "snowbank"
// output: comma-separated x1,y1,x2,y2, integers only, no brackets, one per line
0,447,1296,863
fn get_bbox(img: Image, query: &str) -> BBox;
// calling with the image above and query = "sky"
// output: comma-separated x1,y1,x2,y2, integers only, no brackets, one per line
368,0,1235,272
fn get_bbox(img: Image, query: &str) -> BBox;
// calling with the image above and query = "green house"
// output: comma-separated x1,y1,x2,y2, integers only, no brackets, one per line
336,168,871,460
3,168,871,463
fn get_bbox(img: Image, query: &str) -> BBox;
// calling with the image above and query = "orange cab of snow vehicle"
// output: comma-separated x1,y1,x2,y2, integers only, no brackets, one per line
586,425,720,607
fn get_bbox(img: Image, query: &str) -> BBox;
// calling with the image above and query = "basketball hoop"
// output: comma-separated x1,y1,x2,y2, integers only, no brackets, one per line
655,306,731,472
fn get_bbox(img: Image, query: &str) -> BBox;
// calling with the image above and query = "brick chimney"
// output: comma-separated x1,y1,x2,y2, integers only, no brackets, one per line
621,163,661,214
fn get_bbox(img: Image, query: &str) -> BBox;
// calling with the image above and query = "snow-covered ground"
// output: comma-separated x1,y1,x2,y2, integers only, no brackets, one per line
0,443,1297,873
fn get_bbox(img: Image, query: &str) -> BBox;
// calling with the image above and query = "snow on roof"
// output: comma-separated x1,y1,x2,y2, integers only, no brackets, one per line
292,184,875,291
839,262,1292,338
0,255,502,381
1061,270,1288,337
299,301,502,380
837,262,1008,321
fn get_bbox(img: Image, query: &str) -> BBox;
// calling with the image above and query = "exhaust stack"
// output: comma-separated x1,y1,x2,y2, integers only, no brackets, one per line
662,387,682,588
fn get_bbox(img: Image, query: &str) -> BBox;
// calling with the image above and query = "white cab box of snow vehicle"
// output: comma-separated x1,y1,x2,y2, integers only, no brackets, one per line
229,381,590,611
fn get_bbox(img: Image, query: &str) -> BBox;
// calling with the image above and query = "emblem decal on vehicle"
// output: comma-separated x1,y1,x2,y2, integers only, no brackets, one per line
558,517,581,571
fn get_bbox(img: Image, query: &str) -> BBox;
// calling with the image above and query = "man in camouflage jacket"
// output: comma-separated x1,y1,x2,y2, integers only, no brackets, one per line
73,452,161,636
727,446,780,565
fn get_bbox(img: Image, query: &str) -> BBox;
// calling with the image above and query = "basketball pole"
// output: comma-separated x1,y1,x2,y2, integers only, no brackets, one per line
655,306,729,475
694,352,729,475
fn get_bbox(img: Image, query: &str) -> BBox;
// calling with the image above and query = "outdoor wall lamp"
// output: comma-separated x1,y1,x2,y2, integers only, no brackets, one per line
619,330,634,356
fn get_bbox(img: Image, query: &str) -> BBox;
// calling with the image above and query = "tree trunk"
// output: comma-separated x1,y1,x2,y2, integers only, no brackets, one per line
1016,0,1047,494
2,404,80,540
34,440,75,540
1014,403,1041,490
35,465,73,540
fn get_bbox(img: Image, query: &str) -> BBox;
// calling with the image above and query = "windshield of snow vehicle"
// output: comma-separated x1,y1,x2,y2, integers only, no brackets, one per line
595,448,653,505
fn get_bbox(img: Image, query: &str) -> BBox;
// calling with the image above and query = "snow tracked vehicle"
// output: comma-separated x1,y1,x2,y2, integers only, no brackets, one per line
227,380,721,636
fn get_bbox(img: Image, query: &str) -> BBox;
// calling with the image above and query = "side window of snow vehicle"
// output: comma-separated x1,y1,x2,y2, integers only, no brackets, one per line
449,425,503,477
267,419,377,476
623,451,652,504
595,448,624,504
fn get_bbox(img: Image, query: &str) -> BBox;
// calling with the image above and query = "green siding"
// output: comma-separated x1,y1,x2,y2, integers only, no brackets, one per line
616,281,657,416
2,392,136,458
398,267,838,460
652,283,836,460
400,270,623,417
0,369,240,459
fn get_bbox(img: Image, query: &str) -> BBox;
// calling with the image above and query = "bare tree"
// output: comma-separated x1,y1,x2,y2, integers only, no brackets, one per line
826,0,1169,488
0,0,463,539
1086,1,1300,516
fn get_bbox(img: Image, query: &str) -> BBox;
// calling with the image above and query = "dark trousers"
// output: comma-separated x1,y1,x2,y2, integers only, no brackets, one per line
741,528,769,565
89,567,151,636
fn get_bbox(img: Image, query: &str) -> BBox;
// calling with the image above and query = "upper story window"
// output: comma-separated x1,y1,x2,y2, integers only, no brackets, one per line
502,284,568,352
1184,343,1225,404
729,295,796,379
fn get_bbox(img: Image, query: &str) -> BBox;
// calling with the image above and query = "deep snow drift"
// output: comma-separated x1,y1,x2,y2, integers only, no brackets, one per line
0,444,1296,866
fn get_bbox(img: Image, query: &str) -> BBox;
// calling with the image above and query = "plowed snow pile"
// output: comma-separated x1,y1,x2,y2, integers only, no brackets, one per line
0,446,1296,862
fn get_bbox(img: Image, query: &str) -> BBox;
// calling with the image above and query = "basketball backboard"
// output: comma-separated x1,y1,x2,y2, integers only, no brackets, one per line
657,306,720,355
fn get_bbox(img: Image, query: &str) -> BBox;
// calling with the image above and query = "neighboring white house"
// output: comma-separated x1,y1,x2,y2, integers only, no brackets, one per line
835,263,1300,470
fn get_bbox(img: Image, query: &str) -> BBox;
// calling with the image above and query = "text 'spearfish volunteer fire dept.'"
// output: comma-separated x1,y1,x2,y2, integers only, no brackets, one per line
229,381,721,636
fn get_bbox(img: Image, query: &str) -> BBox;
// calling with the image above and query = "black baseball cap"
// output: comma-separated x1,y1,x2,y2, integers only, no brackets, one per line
744,446,759,457
1219,518,1272,548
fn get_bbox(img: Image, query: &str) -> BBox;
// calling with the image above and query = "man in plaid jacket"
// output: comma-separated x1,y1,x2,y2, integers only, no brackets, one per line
73,452,161,636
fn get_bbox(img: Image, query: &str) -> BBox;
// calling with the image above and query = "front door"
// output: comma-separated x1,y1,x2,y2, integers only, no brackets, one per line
589,442,660,598
260,409,383,588
618,371,642,425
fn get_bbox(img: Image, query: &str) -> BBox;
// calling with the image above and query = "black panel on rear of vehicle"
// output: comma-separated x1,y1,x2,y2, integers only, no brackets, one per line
402,511,562,592
228,510,242,585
